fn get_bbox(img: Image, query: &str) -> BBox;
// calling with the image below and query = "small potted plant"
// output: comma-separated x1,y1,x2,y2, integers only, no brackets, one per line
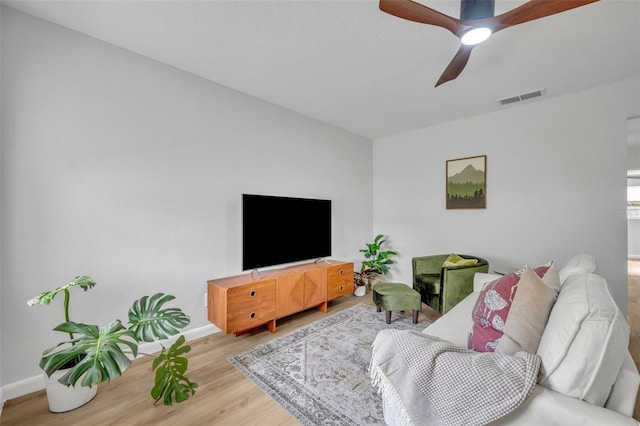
353,234,397,295
27,275,197,412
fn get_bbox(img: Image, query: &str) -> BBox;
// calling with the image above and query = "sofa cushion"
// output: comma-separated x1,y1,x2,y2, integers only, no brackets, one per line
536,273,629,406
468,264,551,352
496,265,558,355
558,253,596,284
423,291,476,347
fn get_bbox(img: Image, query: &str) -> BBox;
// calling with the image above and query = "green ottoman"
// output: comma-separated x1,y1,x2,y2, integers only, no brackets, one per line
372,283,422,324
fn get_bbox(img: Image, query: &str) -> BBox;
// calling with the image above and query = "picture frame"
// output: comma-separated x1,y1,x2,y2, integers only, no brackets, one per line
446,155,486,209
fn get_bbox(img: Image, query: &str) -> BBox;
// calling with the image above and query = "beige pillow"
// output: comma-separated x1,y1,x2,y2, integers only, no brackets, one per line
496,265,558,356
542,264,561,293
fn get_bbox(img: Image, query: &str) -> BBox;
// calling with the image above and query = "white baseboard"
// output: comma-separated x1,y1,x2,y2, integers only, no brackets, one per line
0,324,219,403
629,254,640,260
137,323,219,356
1,375,44,403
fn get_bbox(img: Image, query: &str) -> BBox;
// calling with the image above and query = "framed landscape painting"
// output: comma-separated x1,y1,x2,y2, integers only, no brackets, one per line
446,155,486,209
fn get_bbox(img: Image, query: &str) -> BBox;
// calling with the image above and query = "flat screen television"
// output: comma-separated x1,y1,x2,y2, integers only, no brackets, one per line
242,194,332,271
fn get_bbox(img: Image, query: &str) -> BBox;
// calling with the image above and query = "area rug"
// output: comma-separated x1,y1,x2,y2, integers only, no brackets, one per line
228,303,429,425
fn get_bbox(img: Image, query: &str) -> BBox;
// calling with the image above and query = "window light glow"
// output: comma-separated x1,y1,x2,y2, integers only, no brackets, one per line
629,185,640,202
461,27,492,45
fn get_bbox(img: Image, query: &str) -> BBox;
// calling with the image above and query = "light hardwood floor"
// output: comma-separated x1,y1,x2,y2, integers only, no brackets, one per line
2,264,639,425
0,292,440,426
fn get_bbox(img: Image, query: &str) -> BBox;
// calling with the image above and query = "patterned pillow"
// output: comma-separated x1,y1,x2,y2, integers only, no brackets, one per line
468,263,551,352
496,265,559,355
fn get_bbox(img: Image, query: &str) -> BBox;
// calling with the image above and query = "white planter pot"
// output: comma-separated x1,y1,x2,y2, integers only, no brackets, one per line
44,369,97,413
354,285,366,297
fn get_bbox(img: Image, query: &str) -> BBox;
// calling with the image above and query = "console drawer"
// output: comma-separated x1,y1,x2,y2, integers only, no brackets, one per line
327,263,354,300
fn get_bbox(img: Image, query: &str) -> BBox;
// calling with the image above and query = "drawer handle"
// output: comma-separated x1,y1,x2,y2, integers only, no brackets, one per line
339,269,344,275
250,312,256,319
339,285,343,290
249,290,256,297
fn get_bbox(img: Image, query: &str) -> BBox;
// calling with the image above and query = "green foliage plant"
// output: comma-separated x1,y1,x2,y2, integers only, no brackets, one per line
28,276,197,406
355,234,397,286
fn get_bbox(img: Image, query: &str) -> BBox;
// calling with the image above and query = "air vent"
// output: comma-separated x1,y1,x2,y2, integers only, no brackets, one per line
498,89,546,106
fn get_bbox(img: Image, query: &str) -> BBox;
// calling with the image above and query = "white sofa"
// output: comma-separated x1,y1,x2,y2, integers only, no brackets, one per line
380,254,640,425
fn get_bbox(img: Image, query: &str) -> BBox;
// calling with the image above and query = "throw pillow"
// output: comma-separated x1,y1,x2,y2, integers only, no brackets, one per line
542,263,561,293
468,263,552,352
495,265,558,356
558,253,596,285
443,253,478,268
536,273,629,406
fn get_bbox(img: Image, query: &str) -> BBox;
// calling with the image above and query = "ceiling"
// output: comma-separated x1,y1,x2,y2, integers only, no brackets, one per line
3,0,640,140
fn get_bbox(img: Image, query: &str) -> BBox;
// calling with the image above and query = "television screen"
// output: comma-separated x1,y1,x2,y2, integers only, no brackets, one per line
242,194,332,270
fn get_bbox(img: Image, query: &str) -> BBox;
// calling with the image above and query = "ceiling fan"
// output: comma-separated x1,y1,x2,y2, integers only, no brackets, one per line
379,0,599,87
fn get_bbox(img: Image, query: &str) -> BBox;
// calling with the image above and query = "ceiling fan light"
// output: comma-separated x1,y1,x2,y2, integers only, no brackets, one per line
461,27,492,45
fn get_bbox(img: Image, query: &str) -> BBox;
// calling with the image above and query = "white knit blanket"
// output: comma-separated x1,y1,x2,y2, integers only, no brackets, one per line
370,329,540,426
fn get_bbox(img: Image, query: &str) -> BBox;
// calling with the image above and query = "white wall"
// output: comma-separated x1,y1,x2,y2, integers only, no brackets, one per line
629,146,640,170
373,78,640,314
629,118,640,257
629,211,640,257
0,3,4,412
628,117,640,170
0,7,373,394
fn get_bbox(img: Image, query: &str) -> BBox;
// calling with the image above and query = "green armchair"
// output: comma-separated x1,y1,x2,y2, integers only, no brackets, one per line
412,254,489,314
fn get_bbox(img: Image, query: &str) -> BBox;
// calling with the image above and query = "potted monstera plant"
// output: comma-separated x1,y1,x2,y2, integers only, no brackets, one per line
27,276,197,412
353,234,397,295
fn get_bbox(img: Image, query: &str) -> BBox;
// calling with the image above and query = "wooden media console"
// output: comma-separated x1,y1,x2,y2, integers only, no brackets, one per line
207,259,354,336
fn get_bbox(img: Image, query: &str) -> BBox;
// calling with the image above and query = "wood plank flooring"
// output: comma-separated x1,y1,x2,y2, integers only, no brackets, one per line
2,263,640,425
0,292,440,425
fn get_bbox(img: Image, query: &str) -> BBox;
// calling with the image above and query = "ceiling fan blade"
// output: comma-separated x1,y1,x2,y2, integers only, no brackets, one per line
489,0,599,31
435,44,475,87
379,0,464,36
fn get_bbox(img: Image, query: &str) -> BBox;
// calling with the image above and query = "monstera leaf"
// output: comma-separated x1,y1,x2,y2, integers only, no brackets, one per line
38,292,196,404
27,276,96,307
39,320,137,388
151,335,198,405
128,293,190,342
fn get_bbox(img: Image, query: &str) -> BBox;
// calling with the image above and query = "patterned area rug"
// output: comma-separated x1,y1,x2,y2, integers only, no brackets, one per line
228,303,429,425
